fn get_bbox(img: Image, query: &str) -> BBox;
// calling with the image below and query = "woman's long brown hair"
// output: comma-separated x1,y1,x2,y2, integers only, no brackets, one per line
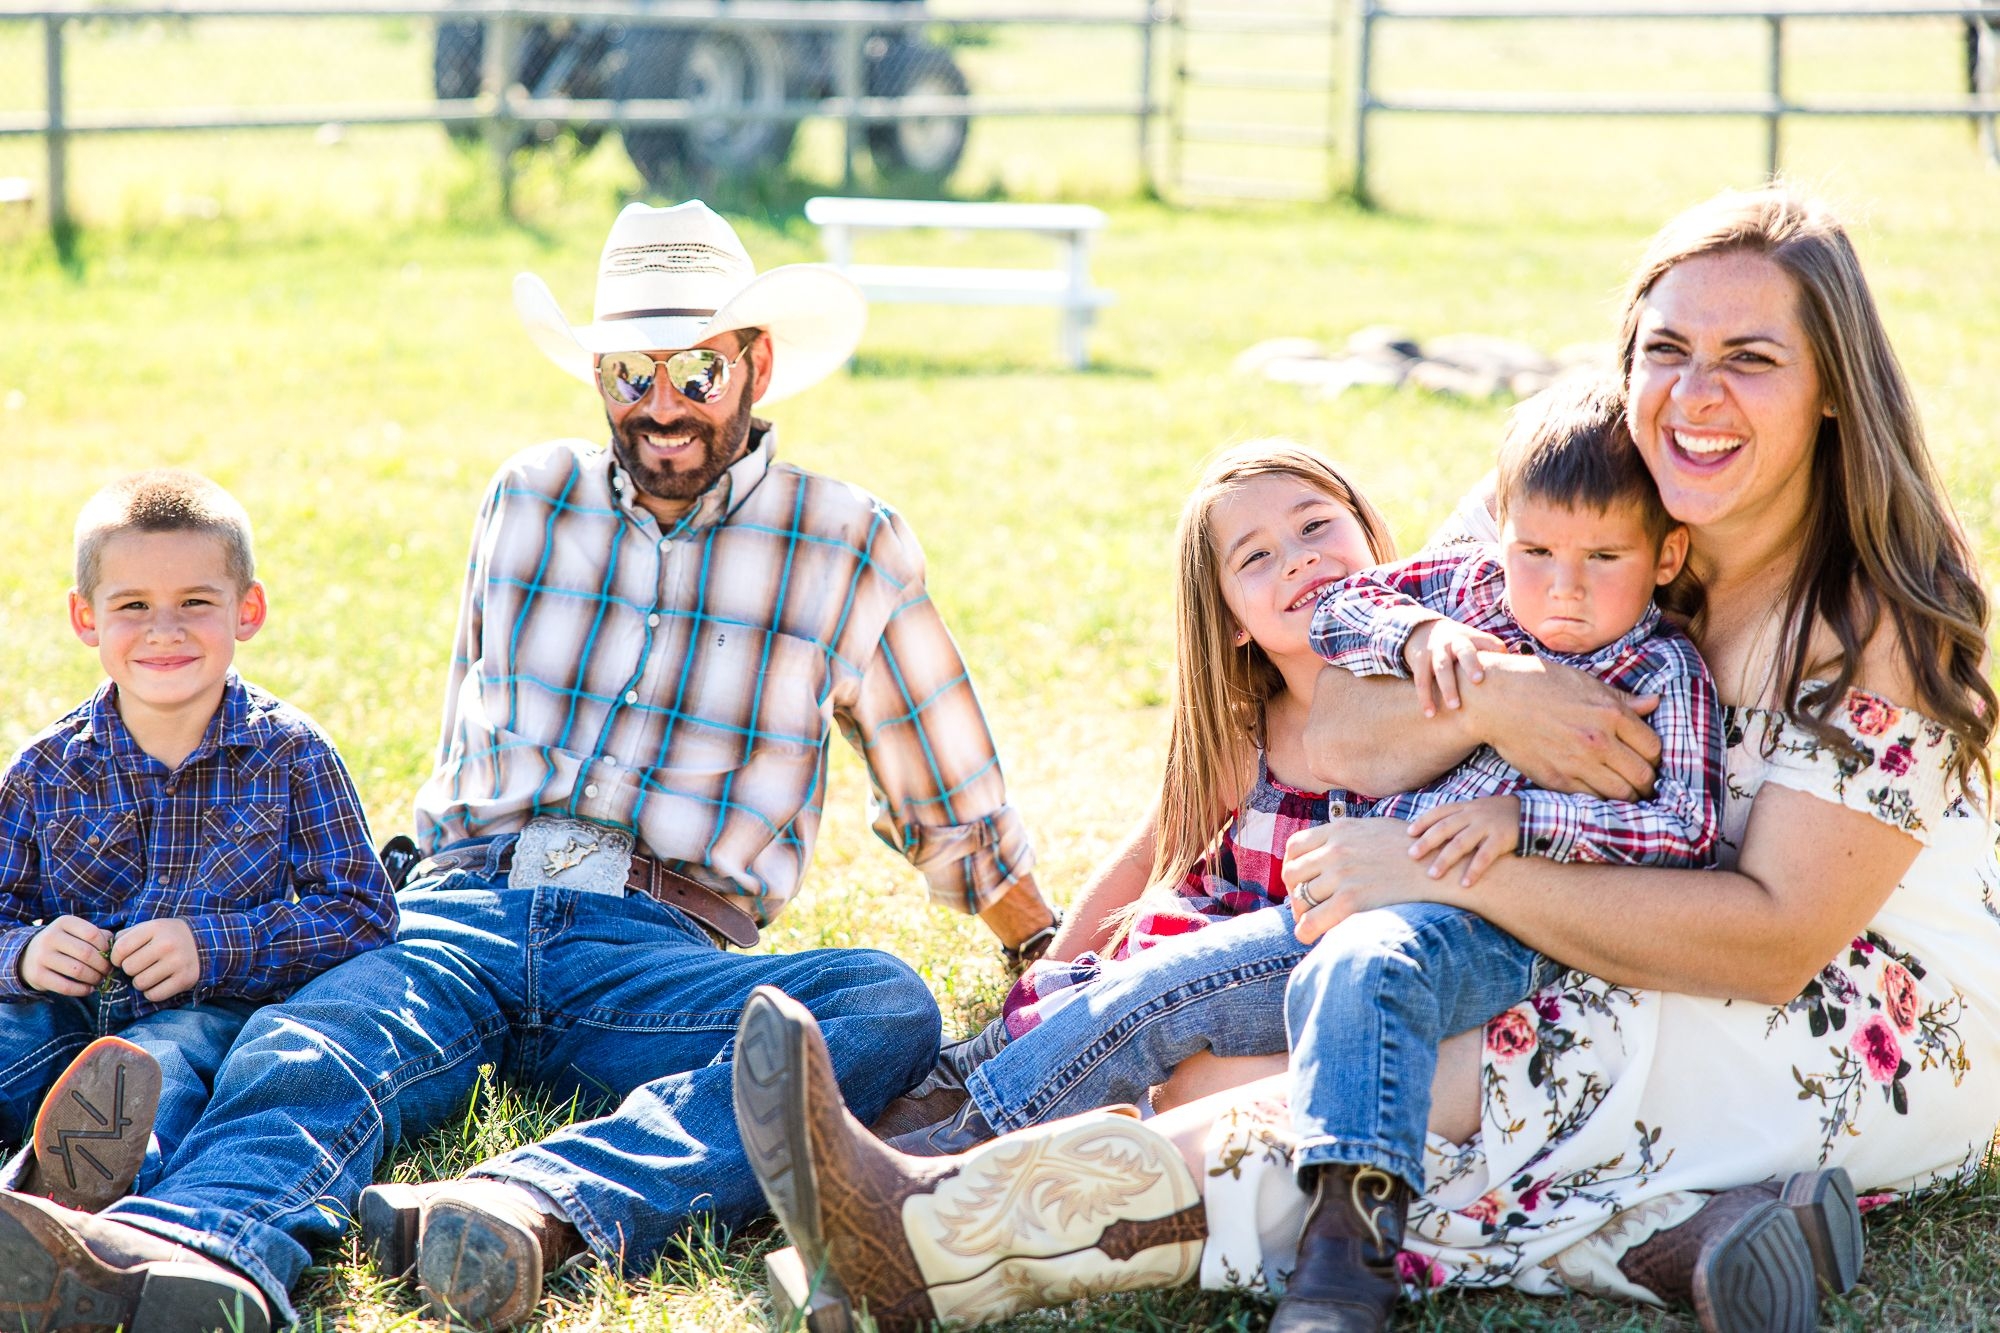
1618,187,1993,793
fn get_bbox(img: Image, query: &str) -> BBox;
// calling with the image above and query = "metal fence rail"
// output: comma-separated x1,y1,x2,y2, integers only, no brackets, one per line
1,1,1164,242
1349,0,2000,203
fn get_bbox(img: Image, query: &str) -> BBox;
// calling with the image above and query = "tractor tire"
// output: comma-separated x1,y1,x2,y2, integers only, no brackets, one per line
617,25,797,193
865,38,969,185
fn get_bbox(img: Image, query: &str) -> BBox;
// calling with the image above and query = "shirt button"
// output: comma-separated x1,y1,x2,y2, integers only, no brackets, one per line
602,756,619,769
1535,836,1552,851
1329,802,1346,818
155,875,168,887
647,614,660,627
87,835,102,846
625,690,639,704
584,784,599,798
658,539,669,552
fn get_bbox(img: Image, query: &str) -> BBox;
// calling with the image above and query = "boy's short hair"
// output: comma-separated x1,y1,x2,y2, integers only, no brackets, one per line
1495,371,1674,544
74,469,256,599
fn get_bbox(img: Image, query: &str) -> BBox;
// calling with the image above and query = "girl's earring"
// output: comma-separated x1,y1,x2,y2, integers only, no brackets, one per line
1233,628,1250,646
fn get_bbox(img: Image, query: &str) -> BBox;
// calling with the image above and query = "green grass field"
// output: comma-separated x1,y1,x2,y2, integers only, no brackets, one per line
4,6,2000,1328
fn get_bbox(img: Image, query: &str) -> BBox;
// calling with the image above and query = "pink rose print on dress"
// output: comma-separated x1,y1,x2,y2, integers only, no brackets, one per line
1880,742,1915,777
1485,1009,1538,1061
1852,1013,1904,1082
1395,1250,1448,1289
1847,692,1900,737
1462,1193,1503,1227
1879,961,1920,1034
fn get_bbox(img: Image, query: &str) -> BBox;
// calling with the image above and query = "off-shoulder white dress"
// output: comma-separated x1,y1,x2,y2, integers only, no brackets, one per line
1199,689,2000,1301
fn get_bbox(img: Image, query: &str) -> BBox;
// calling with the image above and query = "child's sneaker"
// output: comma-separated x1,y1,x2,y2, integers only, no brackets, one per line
33,1036,161,1211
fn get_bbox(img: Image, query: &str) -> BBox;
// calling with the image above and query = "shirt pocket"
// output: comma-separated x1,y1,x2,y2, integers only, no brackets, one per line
199,802,287,903
666,625,828,774
38,811,146,909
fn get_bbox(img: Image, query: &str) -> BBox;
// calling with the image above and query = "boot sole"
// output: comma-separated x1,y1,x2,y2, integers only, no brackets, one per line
733,989,852,1315
1691,1201,1817,1333
35,1037,162,1213
0,1193,269,1333
417,1197,544,1329
1780,1167,1863,1294
357,1181,424,1277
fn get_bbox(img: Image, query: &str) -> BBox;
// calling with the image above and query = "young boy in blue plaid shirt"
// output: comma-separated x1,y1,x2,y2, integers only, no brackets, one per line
0,470,395,1213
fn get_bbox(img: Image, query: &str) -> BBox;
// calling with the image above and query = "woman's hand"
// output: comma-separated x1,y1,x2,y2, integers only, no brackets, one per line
1284,819,1456,945
1469,653,1664,800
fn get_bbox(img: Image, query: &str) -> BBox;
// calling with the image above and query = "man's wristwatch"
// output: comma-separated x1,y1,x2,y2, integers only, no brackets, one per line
1001,909,1063,976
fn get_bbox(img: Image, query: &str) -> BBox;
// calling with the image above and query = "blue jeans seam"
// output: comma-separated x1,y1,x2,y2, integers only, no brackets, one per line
1292,1135,1427,1193
973,950,1302,1132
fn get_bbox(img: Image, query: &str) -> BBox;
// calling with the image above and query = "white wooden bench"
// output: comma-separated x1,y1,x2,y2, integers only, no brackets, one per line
803,196,1114,370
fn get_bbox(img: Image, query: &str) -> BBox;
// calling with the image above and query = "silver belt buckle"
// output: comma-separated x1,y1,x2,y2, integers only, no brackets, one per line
509,817,634,896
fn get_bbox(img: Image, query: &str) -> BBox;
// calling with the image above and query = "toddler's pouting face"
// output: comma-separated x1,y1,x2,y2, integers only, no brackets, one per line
1500,496,1687,656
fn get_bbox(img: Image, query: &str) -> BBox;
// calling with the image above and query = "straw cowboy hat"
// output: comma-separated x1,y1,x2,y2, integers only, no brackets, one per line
514,200,866,406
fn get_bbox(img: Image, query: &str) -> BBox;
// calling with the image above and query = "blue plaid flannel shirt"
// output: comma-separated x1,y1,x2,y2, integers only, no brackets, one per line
1312,546,1724,867
0,675,397,1015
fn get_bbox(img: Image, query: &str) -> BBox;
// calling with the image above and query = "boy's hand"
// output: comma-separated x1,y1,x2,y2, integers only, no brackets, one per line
1404,619,1508,718
20,916,114,996
111,919,201,1002
1408,796,1521,887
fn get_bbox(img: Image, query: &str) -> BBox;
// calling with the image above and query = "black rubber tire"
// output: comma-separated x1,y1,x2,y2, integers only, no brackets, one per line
616,25,798,193
865,38,969,184
433,18,486,145
434,19,607,154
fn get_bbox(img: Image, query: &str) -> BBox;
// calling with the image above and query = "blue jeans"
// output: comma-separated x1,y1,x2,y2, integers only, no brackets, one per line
966,904,1309,1131
98,839,940,1325
0,987,256,1196
1287,902,1559,1191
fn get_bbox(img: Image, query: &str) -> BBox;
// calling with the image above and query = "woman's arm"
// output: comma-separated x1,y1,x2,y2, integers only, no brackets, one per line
1306,653,1666,800
1284,785,1921,1004
1045,811,1158,961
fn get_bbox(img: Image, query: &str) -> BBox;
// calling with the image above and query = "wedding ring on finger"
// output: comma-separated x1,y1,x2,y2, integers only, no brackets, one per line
1295,874,1320,911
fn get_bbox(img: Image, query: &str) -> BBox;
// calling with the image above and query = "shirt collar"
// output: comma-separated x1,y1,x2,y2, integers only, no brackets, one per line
80,672,251,767
607,420,777,537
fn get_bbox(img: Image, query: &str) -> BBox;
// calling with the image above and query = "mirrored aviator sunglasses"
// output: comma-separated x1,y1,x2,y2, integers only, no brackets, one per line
598,347,745,407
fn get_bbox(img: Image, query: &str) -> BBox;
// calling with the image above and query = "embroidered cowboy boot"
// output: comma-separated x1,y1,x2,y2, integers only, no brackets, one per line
0,1190,271,1333
1616,1180,1829,1333
29,1038,162,1213
1267,1163,1413,1333
733,985,1208,1332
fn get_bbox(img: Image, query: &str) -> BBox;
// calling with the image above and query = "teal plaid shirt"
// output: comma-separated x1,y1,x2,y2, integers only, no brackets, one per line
414,425,1034,923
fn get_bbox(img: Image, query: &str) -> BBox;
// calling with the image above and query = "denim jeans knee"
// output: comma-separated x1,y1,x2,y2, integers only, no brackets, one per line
967,904,1306,1132
1287,902,1550,1191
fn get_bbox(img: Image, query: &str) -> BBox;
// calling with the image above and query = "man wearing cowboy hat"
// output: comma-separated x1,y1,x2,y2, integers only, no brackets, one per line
0,201,1057,1333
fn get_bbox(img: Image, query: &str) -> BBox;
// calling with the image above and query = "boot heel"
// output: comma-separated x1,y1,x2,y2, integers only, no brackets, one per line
765,1244,854,1332
1779,1166,1863,1294
1690,1203,1816,1333
357,1182,424,1277
132,1260,271,1333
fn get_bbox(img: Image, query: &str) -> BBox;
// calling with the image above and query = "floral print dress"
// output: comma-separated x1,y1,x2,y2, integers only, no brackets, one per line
1198,687,2000,1300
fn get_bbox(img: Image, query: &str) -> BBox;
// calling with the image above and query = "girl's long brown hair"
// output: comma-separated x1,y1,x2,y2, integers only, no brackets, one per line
1151,441,1396,891
1618,187,1993,791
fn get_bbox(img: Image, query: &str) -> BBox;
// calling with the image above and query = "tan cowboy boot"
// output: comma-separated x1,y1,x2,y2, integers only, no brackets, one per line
733,985,1208,1332
1616,1179,1833,1333
1267,1163,1413,1333
413,1178,584,1330
0,1189,271,1333
32,1037,162,1212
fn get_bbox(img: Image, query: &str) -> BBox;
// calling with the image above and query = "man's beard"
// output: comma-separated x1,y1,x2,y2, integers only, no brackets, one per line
608,390,754,505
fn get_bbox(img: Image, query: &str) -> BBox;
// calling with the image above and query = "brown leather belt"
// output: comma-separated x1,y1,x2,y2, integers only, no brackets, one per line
415,842,761,949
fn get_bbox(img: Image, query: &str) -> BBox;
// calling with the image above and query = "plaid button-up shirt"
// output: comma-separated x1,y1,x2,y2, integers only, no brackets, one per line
413,426,1034,923
1312,547,1723,867
0,675,397,1016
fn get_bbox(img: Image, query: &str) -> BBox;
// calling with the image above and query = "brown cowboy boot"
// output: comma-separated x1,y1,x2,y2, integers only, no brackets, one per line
733,985,1208,1332
413,1178,585,1330
0,1189,271,1333
31,1038,162,1213
1617,1182,1822,1333
1267,1163,1413,1333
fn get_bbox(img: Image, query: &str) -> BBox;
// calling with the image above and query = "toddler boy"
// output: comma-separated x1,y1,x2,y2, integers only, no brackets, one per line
0,470,396,1211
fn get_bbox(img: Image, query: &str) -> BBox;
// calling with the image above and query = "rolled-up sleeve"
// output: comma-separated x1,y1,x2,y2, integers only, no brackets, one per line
841,513,1035,914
